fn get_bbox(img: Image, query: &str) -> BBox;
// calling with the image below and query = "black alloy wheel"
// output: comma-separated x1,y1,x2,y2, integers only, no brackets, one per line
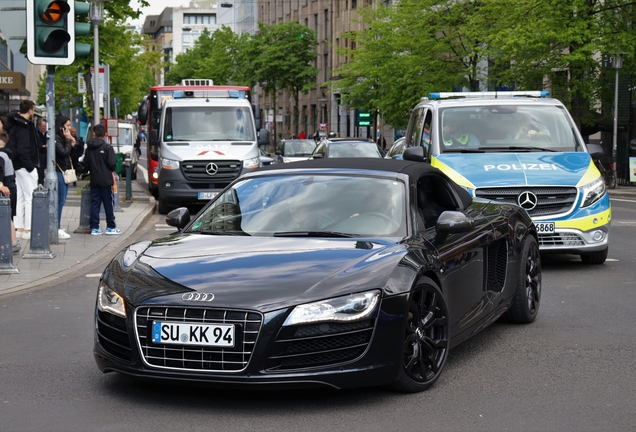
504,235,541,323
390,277,450,392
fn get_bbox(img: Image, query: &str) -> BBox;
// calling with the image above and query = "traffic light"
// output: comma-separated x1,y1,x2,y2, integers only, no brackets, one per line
74,2,91,58
26,1,91,65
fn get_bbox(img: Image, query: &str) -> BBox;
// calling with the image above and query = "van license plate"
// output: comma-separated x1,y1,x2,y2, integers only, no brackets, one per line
152,321,234,347
198,192,218,200
535,222,555,234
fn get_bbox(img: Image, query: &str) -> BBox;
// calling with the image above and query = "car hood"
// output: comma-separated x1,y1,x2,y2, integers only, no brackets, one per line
161,142,258,161
433,152,596,189
126,234,406,311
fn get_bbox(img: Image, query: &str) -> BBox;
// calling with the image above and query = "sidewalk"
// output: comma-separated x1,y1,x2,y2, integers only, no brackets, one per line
0,178,156,296
1,181,634,297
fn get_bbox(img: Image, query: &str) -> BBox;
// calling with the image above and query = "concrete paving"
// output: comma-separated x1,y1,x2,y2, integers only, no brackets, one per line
1,178,155,296
1,179,635,297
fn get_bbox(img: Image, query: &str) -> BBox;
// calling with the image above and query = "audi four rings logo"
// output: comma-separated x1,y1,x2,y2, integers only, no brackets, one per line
182,293,215,302
517,191,538,211
206,163,219,176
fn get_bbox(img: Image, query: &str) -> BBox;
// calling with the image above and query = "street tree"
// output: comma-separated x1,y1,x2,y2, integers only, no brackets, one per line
333,0,492,129
252,22,319,140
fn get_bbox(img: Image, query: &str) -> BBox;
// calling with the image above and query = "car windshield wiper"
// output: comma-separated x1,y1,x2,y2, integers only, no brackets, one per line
443,148,485,153
478,146,556,152
195,230,251,236
273,231,356,238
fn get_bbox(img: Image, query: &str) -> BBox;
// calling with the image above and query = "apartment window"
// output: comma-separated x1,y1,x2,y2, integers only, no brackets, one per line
304,18,308,27
324,9,329,41
352,0,357,9
324,53,329,82
314,14,318,32
183,14,216,25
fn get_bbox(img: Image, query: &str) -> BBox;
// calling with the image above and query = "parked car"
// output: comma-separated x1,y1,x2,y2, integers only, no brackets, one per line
94,157,541,392
311,138,384,159
275,139,317,163
385,137,406,159
259,148,276,165
83,121,139,180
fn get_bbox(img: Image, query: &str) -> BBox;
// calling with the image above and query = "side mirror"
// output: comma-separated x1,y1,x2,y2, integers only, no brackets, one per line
166,207,191,230
313,153,323,159
137,95,148,124
275,150,282,156
403,146,426,162
586,143,605,159
436,211,474,233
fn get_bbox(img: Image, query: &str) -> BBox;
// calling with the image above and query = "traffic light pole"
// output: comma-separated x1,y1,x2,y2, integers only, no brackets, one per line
45,65,59,244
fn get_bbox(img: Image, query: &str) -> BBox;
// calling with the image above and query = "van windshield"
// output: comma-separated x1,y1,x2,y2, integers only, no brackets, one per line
163,106,255,142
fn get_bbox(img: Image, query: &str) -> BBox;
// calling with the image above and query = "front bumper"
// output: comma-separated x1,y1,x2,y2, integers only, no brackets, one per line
93,295,407,390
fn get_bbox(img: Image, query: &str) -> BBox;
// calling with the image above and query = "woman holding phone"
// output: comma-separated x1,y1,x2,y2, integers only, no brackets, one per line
54,115,75,240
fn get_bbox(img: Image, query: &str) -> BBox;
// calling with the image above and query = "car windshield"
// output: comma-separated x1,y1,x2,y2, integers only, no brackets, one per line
328,142,383,158
163,106,255,142
187,174,407,237
439,105,583,153
283,139,317,157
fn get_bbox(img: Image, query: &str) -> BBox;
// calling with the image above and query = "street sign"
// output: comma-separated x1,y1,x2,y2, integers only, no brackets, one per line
105,118,119,137
357,111,372,127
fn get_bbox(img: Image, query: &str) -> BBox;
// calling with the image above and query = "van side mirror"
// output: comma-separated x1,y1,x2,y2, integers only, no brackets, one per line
403,146,426,162
586,143,605,159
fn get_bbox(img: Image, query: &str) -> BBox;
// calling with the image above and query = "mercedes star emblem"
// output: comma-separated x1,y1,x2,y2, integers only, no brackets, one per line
206,163,219,176
517,191,538,211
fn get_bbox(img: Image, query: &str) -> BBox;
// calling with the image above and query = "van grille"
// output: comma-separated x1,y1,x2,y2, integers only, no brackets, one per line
180,160,242,187
475,187,577,217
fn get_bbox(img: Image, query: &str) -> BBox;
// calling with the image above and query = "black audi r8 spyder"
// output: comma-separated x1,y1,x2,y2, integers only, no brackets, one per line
94,155,541,392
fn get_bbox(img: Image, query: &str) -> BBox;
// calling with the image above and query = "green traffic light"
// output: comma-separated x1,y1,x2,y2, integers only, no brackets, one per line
74,1,91,57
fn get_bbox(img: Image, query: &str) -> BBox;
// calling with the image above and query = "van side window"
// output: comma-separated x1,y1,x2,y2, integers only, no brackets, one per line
420,110,432,156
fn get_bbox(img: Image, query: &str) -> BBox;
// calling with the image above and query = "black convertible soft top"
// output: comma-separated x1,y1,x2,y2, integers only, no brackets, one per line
255,158,473,209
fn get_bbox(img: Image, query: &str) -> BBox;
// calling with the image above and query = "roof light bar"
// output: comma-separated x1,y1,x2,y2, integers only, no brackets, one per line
429,91,550,99
172,89,241,99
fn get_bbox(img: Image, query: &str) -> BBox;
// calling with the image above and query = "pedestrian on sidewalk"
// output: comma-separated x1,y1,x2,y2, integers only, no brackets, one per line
0,131,20,253
4,100,39,241
85,124,120,236
54,115,75,240
36,119,48,186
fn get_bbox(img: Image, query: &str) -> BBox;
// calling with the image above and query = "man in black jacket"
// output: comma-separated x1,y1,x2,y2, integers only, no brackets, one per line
85,124,120,236
36,119,48,185
4,100,39,240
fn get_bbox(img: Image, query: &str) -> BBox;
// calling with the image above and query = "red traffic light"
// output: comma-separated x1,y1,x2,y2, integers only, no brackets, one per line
40,1,70,24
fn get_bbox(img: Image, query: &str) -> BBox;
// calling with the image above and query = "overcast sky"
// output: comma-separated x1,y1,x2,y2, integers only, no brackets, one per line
128,0,190,27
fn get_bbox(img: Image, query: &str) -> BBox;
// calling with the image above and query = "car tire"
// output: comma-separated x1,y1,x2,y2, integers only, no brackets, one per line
389,277,450,393
503,235,541,324
157,193,171,215
580,247,608,265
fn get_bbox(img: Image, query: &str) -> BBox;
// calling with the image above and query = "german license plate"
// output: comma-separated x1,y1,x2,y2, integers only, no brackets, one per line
152,321,234,347
198,192,218,200
535,222,555,234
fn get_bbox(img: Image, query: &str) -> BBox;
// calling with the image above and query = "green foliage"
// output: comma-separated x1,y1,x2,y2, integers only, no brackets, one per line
165,27,254,86
37,0,162,121
334,0,636,130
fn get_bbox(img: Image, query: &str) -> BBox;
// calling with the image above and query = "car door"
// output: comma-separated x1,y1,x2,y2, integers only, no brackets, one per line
417,174,494,337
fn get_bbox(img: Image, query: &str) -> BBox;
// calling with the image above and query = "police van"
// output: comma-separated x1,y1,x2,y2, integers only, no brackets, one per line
402,91,611,264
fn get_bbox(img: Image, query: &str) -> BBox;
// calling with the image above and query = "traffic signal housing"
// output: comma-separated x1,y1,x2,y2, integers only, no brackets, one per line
26,0,91,65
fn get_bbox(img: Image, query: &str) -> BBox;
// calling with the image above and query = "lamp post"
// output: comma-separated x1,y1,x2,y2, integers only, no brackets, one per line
90,1,104,127
612,54,623,173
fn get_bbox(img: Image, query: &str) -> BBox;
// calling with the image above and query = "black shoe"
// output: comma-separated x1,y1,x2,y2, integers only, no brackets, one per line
13,242,21,254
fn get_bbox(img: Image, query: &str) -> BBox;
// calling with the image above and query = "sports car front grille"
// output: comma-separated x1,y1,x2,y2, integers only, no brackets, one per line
538,232,585,247
180,160,241,189
266,320,374,371
96,311,132,361
135,307,262,372
475,187,577,217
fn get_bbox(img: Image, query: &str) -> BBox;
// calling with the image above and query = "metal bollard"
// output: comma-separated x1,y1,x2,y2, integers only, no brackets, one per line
23,188,55,259
74,185,91,234
0,196,19,274
113,174,122,212
125,159,132,202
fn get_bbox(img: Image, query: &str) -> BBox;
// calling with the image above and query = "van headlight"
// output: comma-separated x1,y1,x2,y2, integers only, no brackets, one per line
160,158,180,170
283,290,380,326
243,157,261,169
581,177,606,208
97,283,126,318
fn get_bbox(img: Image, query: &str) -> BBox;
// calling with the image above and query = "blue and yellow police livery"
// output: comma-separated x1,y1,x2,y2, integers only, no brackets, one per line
404,91,611,264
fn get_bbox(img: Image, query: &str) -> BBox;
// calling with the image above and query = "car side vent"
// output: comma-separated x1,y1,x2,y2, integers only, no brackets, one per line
484,239,508,292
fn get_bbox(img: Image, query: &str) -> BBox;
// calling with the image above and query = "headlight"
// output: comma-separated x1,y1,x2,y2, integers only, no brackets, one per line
581,177,606,208
243,157,261,169
283,290,380,326
160,158,180,170
97,282,126,318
